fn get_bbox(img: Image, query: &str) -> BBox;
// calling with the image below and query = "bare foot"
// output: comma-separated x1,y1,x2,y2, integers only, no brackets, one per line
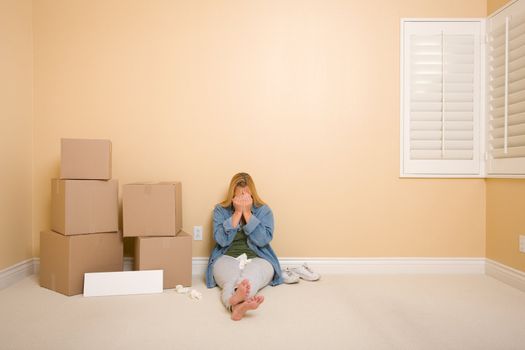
231,295,265,321
229,279,251,307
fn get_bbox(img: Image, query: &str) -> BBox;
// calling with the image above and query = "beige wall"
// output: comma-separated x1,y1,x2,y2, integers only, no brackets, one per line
1,0,520,274
488,0,512,14
0,0,34,270
32,0,487,259
486,180,525,272
486,0,525,274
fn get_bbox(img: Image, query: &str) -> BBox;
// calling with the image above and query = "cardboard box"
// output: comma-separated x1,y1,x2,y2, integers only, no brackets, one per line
39,230,123,296
123,182,182,237
60,138,112,180
51,179,118,235
135,231,192,288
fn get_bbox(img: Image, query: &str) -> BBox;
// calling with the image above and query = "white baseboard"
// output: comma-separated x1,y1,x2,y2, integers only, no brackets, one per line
0,258,37,290
0,256,496,291
123,257,133,271
34,258,40,274
278,257,486,274
485,259,525,292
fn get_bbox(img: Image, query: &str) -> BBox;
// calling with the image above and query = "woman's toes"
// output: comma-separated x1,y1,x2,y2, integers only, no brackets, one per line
244,295,264,310
231,302,248,321
243,280,251,290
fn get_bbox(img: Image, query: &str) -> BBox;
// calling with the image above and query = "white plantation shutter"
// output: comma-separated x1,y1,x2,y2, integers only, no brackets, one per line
401,21,482,176
487,0,525,175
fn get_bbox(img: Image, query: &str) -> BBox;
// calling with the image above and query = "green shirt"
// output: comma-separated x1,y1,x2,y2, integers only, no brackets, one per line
224,229,257,259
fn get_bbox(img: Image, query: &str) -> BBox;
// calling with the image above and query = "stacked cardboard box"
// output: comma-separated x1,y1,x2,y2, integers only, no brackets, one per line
123,182,192,288
40,139,123,296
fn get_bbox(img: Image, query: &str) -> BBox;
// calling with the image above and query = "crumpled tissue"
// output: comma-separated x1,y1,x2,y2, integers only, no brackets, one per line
189,289,202,300
235,253,252,269
175,285,202,301
175,285,189,294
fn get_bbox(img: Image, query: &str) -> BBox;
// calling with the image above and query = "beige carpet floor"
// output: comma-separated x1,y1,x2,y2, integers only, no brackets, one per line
1,274,524,350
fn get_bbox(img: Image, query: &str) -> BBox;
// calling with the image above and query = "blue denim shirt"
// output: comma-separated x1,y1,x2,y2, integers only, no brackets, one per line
205,204,283,288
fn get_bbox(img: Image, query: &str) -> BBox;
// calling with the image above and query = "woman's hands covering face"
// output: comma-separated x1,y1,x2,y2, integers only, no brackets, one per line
241,193,253,213
233,191,252,214
232,195,244,212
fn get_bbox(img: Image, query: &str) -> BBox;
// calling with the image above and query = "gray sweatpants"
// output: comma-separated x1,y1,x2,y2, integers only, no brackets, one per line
212,255,274,310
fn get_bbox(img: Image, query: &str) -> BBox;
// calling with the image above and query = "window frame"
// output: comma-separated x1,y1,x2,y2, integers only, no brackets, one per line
400,18,486,178
485,0,525,178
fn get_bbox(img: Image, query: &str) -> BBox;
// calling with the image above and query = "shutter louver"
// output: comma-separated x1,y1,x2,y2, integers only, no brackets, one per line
410,34,475,160
402,21,481,176
487,1,525,174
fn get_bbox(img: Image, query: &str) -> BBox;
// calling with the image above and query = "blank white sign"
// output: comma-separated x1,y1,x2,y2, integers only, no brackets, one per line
83,270,163,297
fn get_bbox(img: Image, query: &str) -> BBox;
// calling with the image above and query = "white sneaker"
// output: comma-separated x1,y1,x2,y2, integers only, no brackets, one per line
290,263,320,281
282,268,300,284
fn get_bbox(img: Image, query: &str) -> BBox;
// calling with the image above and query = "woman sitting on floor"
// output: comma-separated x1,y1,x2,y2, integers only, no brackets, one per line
205,172,283,321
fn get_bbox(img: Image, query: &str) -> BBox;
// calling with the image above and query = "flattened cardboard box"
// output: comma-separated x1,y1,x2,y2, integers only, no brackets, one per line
39,230,123,296
135,231,192,288
51,179,119,235
60,138,112,180
123,182,182,237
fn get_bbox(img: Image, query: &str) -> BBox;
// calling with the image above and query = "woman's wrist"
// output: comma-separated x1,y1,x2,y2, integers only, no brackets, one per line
231,210,243,227
243,210,252,223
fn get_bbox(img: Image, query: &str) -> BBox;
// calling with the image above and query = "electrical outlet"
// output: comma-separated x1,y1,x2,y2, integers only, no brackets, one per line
520,235,525,253
193,226,203,241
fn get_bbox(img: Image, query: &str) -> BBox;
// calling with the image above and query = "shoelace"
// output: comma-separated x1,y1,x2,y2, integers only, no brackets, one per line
298,264,316,275
283,270,299,283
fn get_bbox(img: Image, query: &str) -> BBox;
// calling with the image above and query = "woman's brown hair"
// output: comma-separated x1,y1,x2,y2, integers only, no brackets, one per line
220,172,266,208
